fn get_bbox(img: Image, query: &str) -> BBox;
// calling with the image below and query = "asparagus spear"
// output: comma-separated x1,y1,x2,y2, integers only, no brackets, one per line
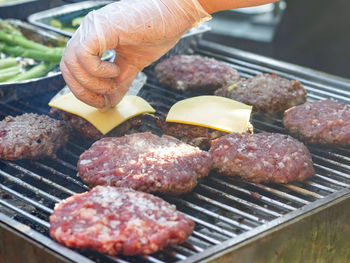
0,67,21,82
0,30,64,54
0,65,20,75
72,16,85,27
50,18,63,29
0,20,22,36
5,62,57,82
0,57,17,69
0,43,62,63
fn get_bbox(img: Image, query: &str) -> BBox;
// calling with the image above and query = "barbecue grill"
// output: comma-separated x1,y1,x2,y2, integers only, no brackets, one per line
1,40,350,263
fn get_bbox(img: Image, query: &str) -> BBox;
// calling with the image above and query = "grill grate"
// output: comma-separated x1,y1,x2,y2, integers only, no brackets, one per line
1,40,350,262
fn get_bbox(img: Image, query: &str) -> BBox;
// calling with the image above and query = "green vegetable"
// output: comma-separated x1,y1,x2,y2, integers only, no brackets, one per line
0,30,61,53
6,62,57,82
0,20,22,36
0,57,17,69
61,27,77,34
50,18,63,29
0,65,20,74
71,16,84,27
0,43,62,63
0,67,21,82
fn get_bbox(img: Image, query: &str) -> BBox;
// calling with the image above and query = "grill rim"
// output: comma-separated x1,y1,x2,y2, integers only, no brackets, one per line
180,187,350,263
0,212,93,263
1,39,350,262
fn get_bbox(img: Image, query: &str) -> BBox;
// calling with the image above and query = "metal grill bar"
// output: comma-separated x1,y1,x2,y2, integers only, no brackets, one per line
0,40,350,262
4,162,76,195
0,198,50,228
207,177,297,211
0,183,53,214
0,168,61,203
198,184,283,218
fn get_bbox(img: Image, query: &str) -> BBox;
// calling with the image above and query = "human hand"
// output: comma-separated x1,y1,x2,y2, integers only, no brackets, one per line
60,0,211,108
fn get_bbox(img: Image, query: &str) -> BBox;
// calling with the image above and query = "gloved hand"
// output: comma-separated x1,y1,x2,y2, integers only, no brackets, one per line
60,0,211,109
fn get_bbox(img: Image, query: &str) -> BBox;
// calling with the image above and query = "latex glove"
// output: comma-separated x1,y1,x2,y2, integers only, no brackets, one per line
60,0,211,109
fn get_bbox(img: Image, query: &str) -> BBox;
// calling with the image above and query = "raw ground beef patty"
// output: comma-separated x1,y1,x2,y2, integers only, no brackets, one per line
155,55,239,92
50,108,143,140
209,132,315,183
49,186,194,256
155,115,228,149
78,132,212,195
283,99,350,146
0,113,69,160
214,73,307,114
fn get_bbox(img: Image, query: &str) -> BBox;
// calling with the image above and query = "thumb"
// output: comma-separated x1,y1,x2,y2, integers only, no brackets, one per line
104,56,141,108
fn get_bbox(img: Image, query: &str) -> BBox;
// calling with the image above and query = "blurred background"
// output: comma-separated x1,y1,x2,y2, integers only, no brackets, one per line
204,0,350,79
1,0,349,79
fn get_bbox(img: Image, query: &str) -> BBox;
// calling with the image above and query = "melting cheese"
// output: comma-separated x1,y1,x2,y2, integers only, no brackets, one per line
49,92,155,134
166,96,252,133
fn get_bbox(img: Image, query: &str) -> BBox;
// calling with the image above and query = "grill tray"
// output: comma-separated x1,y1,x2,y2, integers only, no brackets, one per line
0,40,350,262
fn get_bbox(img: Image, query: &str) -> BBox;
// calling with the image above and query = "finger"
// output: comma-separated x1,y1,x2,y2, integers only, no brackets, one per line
106,59,141,107
63,50,119,95
77,47,120,79
60,61,107,108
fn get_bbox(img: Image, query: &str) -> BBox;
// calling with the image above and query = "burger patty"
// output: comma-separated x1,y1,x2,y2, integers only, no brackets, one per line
214,73,307,114
50,108,143,140
209,132,315,183
156,115,228,149
50,186,194,256
155,55,240,92
0,113,69,160
283,99,350,146
78,132,212,195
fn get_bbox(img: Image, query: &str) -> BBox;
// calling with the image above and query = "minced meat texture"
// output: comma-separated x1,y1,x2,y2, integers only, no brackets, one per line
0,113,69,160
156,115,228,149
209,132,315,183
155,55,240,93
49,186,194,256
283,99,350,146
50,108,143,140
214,73,307,114
78,132,212,195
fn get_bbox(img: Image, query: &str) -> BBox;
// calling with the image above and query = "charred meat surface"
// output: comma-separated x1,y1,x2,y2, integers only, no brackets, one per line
78,132,212,195
0,113,69,160
209,132,315,183
155,55,240,92
50,186,194,256
214,73,307,114
156,115,228,149
283,99,350,146
50,108,143,140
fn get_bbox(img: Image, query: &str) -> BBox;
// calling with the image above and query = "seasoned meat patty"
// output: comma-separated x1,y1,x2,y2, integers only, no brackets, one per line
50,186,194,256
283,99,350,146
214,73,307,114
78,132,212,195
155,55,239,92
209,132,315,183
50,108,143,140
156,115,228,149
0,113,69,160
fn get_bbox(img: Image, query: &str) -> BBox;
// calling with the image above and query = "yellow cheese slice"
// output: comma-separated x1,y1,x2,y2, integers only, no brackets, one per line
166,96,252,133
49,92,155,135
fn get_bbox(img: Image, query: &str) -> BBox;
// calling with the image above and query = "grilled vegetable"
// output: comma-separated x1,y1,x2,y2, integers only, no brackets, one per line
5,62,56,82
49,18,63,29
0,43,62,63
72,16,84,27
0,67,20,82
0,30,64,55
0,19,63,82
0,57,17,69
